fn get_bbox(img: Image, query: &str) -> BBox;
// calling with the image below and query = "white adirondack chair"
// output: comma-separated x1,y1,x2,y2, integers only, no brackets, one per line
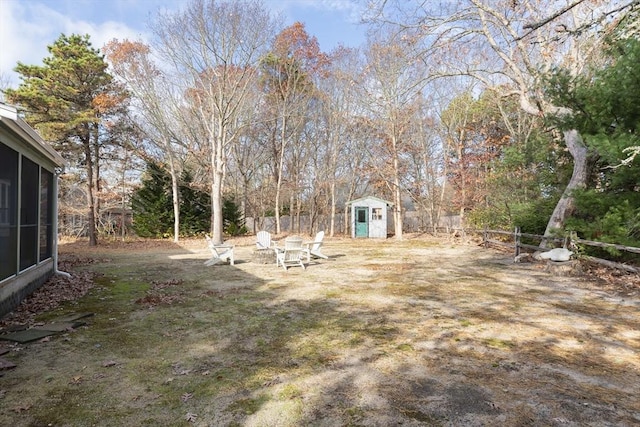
256,230,276,250
276,236,309,270
303,231,328,259
204,235,234,266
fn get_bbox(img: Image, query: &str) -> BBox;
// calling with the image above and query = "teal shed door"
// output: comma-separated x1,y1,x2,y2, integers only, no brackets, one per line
355,207,368,237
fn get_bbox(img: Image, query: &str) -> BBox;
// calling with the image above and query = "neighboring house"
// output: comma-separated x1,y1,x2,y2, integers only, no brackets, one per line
0,102,66,317
347,196,394,238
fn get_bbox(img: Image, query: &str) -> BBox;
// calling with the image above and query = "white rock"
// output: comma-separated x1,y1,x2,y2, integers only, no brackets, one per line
538,248,573,261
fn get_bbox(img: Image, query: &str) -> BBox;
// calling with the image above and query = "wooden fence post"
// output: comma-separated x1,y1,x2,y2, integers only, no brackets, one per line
514,227,521,257
569,231,578,251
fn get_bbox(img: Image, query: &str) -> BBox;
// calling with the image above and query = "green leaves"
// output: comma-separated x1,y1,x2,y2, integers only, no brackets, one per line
543,38,640,248
5,33,115,151
131,161,213,238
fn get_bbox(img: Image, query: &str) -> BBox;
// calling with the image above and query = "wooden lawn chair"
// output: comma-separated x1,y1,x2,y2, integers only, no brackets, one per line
256,230,276,249
256,230,280,264
204,234,234,266
303,231,328,259
276,236,309,270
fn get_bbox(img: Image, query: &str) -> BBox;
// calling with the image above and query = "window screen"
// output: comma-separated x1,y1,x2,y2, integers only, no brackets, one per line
20,156,39,271
0,142,18,280
39,169,53,261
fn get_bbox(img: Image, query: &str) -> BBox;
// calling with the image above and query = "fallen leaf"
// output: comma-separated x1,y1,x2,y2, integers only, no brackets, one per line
103,360,118,367
181,392,193,402
185,412,198,423
12,404,31,413
0,262,97,328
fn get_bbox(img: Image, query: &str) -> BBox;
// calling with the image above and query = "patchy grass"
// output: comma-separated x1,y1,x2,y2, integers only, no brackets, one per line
1,235,639,426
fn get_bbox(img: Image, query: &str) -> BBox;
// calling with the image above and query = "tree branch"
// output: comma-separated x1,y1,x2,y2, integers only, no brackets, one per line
522,0,586,31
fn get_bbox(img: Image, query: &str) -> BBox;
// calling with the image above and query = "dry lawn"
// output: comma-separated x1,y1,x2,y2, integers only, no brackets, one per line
0,234,639,426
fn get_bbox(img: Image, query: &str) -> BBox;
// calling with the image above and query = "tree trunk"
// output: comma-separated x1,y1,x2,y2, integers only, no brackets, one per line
330,180,336,237
168,153,180,243
541,129,588,247
211,171,223,244
120,144,129,241
92,124,101,239
392,134,403,240
274,112,289,235
394,184,403,239
85,140,97,246
210,121,225,245
289,193,295,233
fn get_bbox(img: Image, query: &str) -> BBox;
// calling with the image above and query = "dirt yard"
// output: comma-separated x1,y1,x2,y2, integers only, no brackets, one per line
1,235,639,426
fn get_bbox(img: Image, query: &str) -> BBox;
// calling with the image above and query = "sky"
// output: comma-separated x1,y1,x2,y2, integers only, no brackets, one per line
0,0,367,88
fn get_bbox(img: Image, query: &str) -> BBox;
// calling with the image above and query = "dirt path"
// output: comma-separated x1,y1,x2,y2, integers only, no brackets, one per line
1,236,639,426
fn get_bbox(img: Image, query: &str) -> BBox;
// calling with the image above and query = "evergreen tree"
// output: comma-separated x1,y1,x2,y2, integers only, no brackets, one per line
179,169,211,236
131,161,213,238
545,38,640,254
5,34,125,246
130,162,173,238
222,197,247,236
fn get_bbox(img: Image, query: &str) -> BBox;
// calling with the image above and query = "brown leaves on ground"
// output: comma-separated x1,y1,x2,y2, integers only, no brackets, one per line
134,279,184,307
582,263,640,297
59,237,202,253
0,254,98,328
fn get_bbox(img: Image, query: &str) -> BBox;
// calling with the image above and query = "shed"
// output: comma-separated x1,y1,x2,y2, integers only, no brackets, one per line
0,103,66,318
347,196,393,238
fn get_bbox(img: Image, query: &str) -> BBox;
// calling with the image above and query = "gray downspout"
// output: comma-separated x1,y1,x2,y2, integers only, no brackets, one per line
53,169,71,278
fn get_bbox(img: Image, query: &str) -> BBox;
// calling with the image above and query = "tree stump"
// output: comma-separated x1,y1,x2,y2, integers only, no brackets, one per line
545,260,582,276
252,249,275,264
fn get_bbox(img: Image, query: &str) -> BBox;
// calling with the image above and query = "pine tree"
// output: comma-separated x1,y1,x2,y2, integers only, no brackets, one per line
178,169,211,236
5,34,124,245
222,197,247,236
130,162,173,238
546,38,640,254
131,161,213,238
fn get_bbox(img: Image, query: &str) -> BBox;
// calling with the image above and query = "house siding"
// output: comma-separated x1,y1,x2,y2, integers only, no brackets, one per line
0,103,64,319
0,260,54,316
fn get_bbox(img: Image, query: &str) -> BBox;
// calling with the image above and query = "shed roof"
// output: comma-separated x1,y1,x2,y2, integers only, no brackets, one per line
346,196,394,206
0,102,65,167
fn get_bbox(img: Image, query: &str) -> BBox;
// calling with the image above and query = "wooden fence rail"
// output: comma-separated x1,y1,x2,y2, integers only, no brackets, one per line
479,227,639,274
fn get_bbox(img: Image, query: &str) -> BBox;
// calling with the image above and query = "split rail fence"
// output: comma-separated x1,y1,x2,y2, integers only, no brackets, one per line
480,227,640,274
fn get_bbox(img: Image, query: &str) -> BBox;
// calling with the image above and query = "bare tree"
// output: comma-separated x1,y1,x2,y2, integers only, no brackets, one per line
260,22,328,234
366,0,636,243
104,39,187,242
404,94,444,233
358,31,430,239
151,0,277,244
0,71,11,101
315,47,367,236
228,85,270,232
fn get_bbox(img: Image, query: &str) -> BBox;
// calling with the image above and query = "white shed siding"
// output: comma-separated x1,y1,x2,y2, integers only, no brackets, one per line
348,196,393,238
